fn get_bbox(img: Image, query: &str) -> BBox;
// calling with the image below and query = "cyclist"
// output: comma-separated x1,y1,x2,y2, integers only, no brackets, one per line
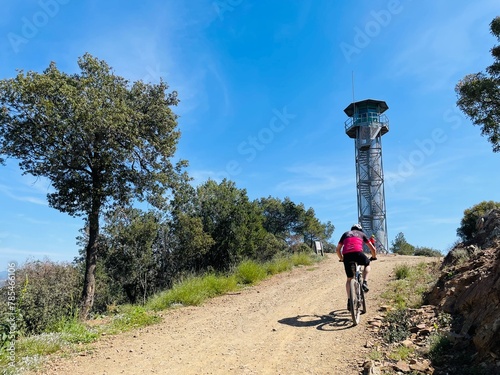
336,224,377,310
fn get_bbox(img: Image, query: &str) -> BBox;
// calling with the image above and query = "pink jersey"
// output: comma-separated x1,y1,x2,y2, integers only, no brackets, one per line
338,230,369,254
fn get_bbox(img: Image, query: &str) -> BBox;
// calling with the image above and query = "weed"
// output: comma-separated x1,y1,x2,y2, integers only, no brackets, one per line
368,349,383,361
427,333,453,366
290,252,315,266
49,315,99,344
265,257,293,275
394,264,411,279
110,305,161,332
388,345,414,361
381,309,412,343
235,260,267,284
382,261,440,309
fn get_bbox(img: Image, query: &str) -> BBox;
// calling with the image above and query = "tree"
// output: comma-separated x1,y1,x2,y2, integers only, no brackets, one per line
456,17,500,152
196,179,267,270
100,208,161,305
390,232,415,255
258,196,334,246
299,207,334,248
457,200,500,241
0,54,186,319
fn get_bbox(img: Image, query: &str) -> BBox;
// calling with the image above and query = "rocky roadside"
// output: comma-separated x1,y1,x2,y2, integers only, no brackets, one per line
357,209,500,374
359,304,499,374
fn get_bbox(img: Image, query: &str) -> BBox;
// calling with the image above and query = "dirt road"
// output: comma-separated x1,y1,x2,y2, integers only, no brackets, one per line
36,254,431,375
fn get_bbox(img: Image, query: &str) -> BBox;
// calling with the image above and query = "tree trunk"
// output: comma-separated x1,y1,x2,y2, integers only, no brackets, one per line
79,193,101,320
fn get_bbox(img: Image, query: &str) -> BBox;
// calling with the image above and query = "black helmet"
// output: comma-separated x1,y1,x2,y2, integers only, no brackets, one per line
351,223,363,231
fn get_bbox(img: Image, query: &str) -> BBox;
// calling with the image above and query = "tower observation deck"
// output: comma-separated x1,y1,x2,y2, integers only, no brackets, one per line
344,99,389,253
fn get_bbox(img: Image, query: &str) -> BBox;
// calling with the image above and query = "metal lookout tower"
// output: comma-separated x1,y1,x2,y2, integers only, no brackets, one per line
344,99,389,253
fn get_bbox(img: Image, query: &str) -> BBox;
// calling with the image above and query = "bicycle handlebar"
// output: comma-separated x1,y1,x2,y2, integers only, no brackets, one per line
339,257,377,262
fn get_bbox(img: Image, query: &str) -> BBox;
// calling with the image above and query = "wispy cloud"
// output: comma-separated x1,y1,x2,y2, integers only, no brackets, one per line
390,1,498,91
0,183,47,206
276,163,354,195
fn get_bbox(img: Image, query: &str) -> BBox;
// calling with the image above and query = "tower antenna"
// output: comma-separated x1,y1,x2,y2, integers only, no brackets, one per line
351,71,356,117
351,71,355,103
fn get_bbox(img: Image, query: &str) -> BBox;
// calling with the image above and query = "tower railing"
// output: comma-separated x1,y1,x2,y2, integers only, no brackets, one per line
344,113,389,132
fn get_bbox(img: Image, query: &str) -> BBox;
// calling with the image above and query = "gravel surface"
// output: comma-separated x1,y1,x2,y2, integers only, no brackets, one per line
32,254,431,375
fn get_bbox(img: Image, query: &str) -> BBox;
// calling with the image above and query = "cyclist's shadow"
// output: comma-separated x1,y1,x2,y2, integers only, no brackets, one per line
278,310,354,331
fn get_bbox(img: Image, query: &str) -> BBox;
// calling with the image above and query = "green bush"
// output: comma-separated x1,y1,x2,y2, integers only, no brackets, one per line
295,243,312,253
414,247,442,257
427,333,452,366
0,260,81,335
457,200,500,241
382,309,412,343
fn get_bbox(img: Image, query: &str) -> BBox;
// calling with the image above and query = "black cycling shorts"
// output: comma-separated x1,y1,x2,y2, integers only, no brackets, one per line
343,252,370,278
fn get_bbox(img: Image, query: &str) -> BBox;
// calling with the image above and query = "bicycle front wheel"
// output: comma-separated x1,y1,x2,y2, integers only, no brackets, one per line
349,279,361,325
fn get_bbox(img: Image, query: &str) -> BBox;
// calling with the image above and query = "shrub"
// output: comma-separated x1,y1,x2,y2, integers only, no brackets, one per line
457,201,500,241
295,243,312,253
414,247,442,257
0,260,81,335
427,333,452,366
381,309,412,343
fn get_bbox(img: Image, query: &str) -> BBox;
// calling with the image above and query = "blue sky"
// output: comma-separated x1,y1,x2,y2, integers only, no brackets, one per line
1,0,499,268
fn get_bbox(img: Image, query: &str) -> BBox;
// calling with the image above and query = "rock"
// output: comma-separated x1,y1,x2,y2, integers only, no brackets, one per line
402,339,414,348
393,360,410,372
363,360,381,375
409,360,430,373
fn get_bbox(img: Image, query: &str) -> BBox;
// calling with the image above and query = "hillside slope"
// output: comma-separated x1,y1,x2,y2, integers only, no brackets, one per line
428,209,500,363
32,255,431,375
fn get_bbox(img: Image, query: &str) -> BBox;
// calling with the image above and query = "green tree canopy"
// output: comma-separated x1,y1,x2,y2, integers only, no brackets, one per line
0,54,186,319
457,200,500,241
195,179,268,270
390,232,415,255
258,196,334,247
456,16,500,152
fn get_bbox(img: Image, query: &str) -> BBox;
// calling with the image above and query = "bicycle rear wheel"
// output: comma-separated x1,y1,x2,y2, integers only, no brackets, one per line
349,279,361,325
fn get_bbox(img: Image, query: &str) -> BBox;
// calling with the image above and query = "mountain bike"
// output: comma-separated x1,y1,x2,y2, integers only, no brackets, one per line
348,261,366,326
341,256,376,325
